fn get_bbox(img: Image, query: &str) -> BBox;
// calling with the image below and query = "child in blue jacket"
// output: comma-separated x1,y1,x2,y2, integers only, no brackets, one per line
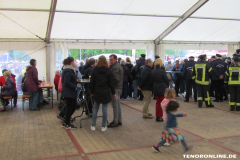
152,100,193,153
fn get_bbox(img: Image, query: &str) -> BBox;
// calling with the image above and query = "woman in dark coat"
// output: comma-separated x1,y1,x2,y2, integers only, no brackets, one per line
151,59,169,122
125,57,133,97
90,55,116,132
120,60,131,100
61,57,81,129
25,59,40,110
0,71,15,111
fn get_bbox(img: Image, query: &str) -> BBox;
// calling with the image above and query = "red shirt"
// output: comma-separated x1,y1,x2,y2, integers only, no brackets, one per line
11,75,17,92
54,75,60,91
0,76,5,86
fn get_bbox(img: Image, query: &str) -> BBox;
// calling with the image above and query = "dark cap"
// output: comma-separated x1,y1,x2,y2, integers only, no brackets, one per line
155,55,160,59
216,54,222,58
233,54,237,57
233,56,239,62
211,56,216,59
189,56,194,58
141,54,146,58
227,57,231,60
199,55,205,60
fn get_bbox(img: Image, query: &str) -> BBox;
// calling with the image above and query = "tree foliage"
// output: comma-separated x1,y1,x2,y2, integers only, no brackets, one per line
69,49,145,60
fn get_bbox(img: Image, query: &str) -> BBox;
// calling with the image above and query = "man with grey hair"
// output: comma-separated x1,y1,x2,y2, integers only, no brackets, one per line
138,58,153,119
108,54,123,127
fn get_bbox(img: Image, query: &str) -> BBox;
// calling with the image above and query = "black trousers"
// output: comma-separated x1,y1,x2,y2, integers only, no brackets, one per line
138,90,143,99
196,84,210,105
65,98,76,125
228,86,240,109
13,91,18,106
209,80,214,96
212,80,224,101
185,79,197,101
128,81,133,97
174,77,181,95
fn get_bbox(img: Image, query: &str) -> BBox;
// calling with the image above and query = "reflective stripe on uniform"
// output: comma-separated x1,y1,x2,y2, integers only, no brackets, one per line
195,80,209,85
208,67,212,72
206,91,210,105
197,97,203,100
225,71,229,76
229,102,235,105
236,103,240,106
228,81,240,85
192,76,195,79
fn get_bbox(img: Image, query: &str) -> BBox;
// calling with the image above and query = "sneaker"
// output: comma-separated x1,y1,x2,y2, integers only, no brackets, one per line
184,145,194,153
64,124,77,129
143,115,153,119
152,145,160,153
107,122,119,128
118,122,122,125
101,127,107,131
57,115,65,121
62,123,66,128
184,100,189,102
90,126,96,131
163,142,170,147
70,117,75,122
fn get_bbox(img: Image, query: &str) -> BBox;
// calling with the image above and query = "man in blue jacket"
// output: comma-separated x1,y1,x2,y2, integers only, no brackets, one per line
183,56,196,102
170,60,182,97
212,54,227,102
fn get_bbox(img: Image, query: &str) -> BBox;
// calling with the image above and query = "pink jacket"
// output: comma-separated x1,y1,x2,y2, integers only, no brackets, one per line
161,98,176,124
58,76,62,93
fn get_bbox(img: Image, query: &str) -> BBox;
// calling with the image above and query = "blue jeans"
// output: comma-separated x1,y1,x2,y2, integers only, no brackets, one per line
132,80,138,99
92,102,108,127
77,88,81,99
30,92,39,109
120,82,128,99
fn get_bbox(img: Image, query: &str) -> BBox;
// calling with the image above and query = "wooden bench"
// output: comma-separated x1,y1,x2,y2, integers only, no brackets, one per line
22,94,30,111
3,96,13,111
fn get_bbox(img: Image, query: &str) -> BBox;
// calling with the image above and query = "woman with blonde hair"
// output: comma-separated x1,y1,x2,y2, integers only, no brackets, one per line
90,56,116,131
151,58,169,122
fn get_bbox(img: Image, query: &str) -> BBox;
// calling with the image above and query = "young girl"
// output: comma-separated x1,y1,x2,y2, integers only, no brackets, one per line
152,101,193,153
161,88,176,146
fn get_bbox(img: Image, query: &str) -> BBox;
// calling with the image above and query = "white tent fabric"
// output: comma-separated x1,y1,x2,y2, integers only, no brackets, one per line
163,19,240,42
56,0,198,16
0,11,49,38
1,0,240,42
0,0,51,9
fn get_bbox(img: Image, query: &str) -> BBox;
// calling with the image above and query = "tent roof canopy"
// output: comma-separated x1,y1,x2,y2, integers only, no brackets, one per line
0,0,240,43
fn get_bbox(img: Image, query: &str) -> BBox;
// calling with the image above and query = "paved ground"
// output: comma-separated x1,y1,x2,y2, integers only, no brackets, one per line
0,95,239,160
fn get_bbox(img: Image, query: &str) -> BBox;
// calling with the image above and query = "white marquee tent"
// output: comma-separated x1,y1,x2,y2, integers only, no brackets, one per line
0,0,240,90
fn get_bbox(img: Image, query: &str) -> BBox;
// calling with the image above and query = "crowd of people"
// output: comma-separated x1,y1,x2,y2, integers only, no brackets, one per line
54,49,240,131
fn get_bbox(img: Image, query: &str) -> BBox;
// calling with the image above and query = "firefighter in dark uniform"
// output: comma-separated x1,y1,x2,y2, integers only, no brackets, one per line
212,54,227,102
183,56,196,102
224,56,240,111
192,55,214,108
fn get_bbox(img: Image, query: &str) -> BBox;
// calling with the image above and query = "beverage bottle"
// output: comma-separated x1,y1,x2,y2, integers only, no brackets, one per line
43,77,45,84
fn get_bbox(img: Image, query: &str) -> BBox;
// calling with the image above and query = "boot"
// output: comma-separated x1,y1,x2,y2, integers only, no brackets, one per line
230,105,235,111
198,101,203,108
206,101,214,107
236,106,240,111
